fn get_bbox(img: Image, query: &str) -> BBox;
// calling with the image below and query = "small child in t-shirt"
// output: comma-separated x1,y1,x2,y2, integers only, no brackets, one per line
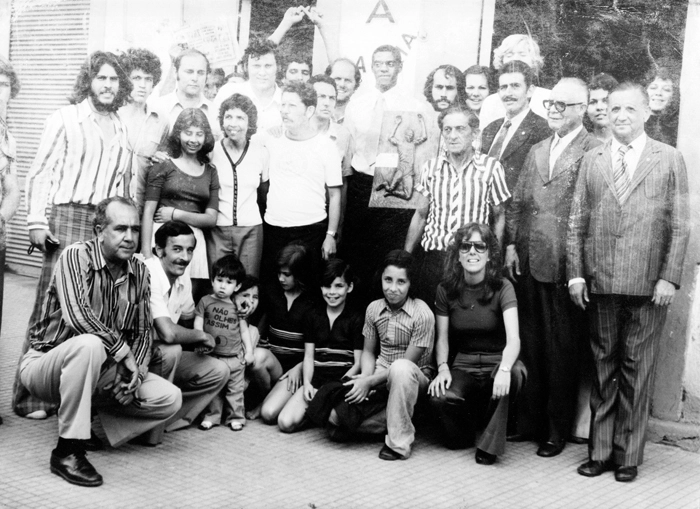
196,255,253,431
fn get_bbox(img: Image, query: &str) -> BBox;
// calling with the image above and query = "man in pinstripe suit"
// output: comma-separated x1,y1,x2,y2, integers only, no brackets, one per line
567,82,690,482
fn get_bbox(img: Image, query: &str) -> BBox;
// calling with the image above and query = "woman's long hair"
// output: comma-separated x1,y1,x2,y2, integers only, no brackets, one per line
442,222,503,304
168,108,216,164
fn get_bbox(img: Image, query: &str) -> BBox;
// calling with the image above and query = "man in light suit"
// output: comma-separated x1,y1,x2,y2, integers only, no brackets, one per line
481,60,551,195
567,82,689,482
505,78,601,456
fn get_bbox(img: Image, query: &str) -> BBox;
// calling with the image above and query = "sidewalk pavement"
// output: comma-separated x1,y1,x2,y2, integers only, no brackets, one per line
1,272,699,509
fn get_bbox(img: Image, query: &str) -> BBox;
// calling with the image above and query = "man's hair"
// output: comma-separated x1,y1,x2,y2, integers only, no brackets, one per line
70,51,132,110
493,34,544,74
611,81,650,108
168,108,216,164
377,249,416,297
210,68,226,80
174,48,211,74
309,74,337,94
325,58,362,89
372,45,402,64
219,93,258,139
498,60,534,88
589,72,618,93
558,77,589,103
119,48,162,85
464,65,494,94
283,81,317,109
442,222,503,304
241,38,279,80
0,57,20,99
321,258,356,287
284,53,312,74
93,196,136,232
154,220,195,250
277,241,312,290
238,275,259,293
211,254,246,283
423,64,467,106
437,105,480,132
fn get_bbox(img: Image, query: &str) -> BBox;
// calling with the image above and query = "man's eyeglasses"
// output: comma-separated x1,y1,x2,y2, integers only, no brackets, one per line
543,100,583,113
459,241,488,254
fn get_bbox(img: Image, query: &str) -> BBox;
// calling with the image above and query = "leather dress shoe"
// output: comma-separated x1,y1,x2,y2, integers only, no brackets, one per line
378,444,405,461
83,431,104,452
568,435,588,445
577,459,614,477
537,439,566,458
50,450,103,487
615,465,638,482
475,448,497,465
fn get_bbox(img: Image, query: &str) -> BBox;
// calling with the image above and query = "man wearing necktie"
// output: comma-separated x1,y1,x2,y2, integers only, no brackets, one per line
481,61,551,198
567,82,689,482
505,78,601,457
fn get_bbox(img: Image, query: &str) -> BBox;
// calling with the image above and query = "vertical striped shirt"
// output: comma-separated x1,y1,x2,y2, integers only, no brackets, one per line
363,297,435,371
0,118,17,249
26,99,129,229
416,152,510,251
27,238,152,369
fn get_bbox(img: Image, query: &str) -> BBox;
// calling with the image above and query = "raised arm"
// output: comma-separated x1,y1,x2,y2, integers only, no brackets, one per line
268,6,306,45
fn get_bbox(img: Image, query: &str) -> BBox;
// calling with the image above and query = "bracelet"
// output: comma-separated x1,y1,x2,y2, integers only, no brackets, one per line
437,361,449,372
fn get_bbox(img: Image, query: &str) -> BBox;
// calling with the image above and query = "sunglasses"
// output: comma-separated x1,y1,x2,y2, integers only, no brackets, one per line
543,100,583,113
459,241,488,254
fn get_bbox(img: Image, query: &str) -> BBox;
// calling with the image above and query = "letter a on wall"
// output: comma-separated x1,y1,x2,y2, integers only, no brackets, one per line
366,0,395,23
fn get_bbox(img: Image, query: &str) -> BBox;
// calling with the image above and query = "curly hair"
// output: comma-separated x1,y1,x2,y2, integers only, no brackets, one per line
372,45,402,64
167,108,215,164
423,64,467,107
70,51,132,110
643,64,680,114
325,58,362,90
442,223,503,304
588,72,618,93
241,38,279,80
283,81,317,109
493,34,544,75
118,48,163,86
219,93,258,139
437,105,479,132
0,57,20,99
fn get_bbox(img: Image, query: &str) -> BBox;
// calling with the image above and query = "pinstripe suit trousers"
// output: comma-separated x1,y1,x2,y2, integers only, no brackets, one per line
587,294,668,466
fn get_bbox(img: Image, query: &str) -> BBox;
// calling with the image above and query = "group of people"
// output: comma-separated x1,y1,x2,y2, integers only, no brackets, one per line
0,8,690,490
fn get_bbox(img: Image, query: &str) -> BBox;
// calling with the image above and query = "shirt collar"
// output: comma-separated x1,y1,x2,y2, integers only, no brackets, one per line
381,296,416,317
168,91,212,112
437,152,477,173
611,132,647,154
552,124,584,150
77,98,118,124
146,255,186,294
503,106,530,132
89,238,136,278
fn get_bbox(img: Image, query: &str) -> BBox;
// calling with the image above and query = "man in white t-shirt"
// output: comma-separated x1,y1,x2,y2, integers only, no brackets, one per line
260,81,342,285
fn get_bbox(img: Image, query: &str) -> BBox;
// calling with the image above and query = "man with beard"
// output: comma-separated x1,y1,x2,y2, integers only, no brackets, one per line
423,65,467,112
14,51,133,419
150,48,219,137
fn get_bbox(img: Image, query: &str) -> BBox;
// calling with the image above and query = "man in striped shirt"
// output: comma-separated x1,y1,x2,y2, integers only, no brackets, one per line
405,106,510,308
19,197,181,487
14,51,133,419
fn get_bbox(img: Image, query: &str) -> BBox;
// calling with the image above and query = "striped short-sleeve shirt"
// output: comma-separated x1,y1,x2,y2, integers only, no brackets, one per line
416,153,510,251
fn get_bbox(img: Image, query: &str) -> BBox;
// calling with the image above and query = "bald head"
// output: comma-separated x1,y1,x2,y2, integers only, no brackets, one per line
545,77,588,136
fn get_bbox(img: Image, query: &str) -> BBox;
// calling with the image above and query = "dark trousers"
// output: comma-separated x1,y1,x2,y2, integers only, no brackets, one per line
516,272,586,441
340,172,413,307
587,294,667,466
261,220,327,289
416,249,446,310
430,353,526,456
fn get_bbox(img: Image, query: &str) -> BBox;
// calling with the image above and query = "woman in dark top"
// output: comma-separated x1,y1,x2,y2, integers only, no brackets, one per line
258,242,317,424
644,65,679,147
428,222,525,465
141,108,219,296
276,259,364,433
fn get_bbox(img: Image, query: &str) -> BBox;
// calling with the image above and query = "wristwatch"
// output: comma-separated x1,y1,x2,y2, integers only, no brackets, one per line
499,365,511,373
326,230,337,239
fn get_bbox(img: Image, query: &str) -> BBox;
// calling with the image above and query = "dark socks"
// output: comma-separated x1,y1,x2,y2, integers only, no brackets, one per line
54,437,84,457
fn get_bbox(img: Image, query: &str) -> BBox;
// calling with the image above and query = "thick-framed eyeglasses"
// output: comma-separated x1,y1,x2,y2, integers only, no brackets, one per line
459,241,488,254
543,100,583,113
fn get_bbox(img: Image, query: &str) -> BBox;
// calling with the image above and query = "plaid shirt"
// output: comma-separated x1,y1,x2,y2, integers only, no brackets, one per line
416,152,510,251
363,297,435,371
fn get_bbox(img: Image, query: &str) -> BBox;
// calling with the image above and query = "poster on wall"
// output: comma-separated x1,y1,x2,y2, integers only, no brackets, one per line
174,20,241,71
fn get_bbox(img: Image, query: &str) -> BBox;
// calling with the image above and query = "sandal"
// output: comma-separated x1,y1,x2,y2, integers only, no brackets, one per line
198,421,214,431
230,422,244,431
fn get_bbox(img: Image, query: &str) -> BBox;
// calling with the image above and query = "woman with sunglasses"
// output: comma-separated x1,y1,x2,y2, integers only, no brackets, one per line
428,222,525,465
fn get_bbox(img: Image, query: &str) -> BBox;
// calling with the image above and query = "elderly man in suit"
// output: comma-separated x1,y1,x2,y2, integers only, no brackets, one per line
567,82,689,482
505,78,601,457
481,60,551,195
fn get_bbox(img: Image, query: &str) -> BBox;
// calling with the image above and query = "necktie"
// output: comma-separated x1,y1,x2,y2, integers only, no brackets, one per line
488,120,511,159
548,136,560,179
613,145,631,202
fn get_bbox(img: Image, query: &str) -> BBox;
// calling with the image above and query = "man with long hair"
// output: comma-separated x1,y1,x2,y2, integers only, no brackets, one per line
13,51,132,419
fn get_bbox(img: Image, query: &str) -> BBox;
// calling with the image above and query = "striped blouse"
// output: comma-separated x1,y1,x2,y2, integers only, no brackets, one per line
264,287,316,372
27,238,152,370
25,99,129,230
416,153,510,251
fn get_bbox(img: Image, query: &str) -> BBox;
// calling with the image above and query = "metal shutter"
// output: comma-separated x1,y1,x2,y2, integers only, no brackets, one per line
6,0,90,274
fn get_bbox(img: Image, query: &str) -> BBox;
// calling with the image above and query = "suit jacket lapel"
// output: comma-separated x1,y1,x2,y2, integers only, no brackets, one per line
501,111,535,160
550,129,589,181
482,118,504,154
595,140,616,198
535,136,552,183
628,138,659,194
